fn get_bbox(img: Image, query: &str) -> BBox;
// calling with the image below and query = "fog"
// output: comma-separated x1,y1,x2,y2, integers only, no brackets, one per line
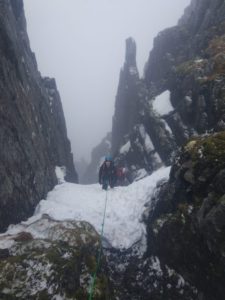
23,0,190,163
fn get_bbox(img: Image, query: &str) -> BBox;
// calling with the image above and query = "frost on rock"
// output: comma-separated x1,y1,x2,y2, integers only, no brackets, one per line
139,124,146,139
150,256,163,277
145,133,154,153
152,152,163,165
0,216,109,299
152,90,174,116
55,166,66,184
107,250,198,299
138,124,154,153
129,66,139,76
161,119,173,135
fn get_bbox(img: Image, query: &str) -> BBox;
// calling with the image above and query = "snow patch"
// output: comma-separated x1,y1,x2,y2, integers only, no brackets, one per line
145,134,154,152
1,167,170,250
153,152,163,165
161,119,173,135
151,256,163,277
0,237,15,249
139,124,146,139
176,275,185,288
195,59,204,63
120,141,131,154
134,169,148,181
55,166,66,184
152,90,174,116
139,125,154,152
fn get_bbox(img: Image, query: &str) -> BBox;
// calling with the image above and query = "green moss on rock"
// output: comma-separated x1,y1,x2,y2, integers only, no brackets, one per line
147,132,225,299
175,59,207,76
185,132,225,183
0,218,111,299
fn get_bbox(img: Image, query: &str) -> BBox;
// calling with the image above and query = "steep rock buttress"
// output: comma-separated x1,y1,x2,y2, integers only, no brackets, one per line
109,0,225,182
0,0,78,231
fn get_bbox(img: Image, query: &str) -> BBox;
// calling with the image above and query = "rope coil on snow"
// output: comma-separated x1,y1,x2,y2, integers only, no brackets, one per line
88,190,108,300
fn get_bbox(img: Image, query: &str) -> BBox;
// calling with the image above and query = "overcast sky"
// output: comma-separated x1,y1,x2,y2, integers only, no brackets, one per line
23,0,190,163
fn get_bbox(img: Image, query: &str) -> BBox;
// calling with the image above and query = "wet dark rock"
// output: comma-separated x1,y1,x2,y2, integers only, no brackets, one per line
1,0,225,299
146,132,225,299
145,0,225,136
109,0,225,181
90,0,225,298
0,0,77,232
112,37,140,155
0,249,9,259
0,215,111,299
105,242,198,300
13,231,33,242
111,38,176,180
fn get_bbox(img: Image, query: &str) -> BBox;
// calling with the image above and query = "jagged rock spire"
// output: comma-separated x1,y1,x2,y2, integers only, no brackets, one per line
125,37,137,67
112,37,140,155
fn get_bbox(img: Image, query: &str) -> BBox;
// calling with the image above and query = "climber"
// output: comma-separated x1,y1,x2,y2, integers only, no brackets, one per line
116,166,126,186
99,156,116,190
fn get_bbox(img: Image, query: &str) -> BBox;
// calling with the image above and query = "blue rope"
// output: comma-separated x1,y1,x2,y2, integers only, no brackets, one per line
88,191,108,300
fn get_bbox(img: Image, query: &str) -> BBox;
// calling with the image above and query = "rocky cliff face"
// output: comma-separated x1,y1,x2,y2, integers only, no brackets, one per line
145,0,225,136
111,0,225,181
0,0,77,232
112,38,175,181
145,132,225,299
2,0,224,299
103,132,225,300
103,1,225,298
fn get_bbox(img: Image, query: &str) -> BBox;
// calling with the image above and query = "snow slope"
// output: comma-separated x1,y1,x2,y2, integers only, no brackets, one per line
0,167,170,250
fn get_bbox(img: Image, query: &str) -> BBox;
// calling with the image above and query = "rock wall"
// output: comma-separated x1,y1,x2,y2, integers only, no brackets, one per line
111,0,225,181
0,0,77,232
146,132,225,299
105,2,225,296
111,38,176,180
145,0,225,136
105,132,225,300
0,215,111,299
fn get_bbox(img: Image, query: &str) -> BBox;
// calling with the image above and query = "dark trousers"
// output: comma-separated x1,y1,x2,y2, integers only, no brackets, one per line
102,176,114,190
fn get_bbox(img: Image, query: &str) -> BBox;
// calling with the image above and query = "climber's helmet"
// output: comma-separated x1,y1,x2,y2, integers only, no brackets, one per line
105,155,113,162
